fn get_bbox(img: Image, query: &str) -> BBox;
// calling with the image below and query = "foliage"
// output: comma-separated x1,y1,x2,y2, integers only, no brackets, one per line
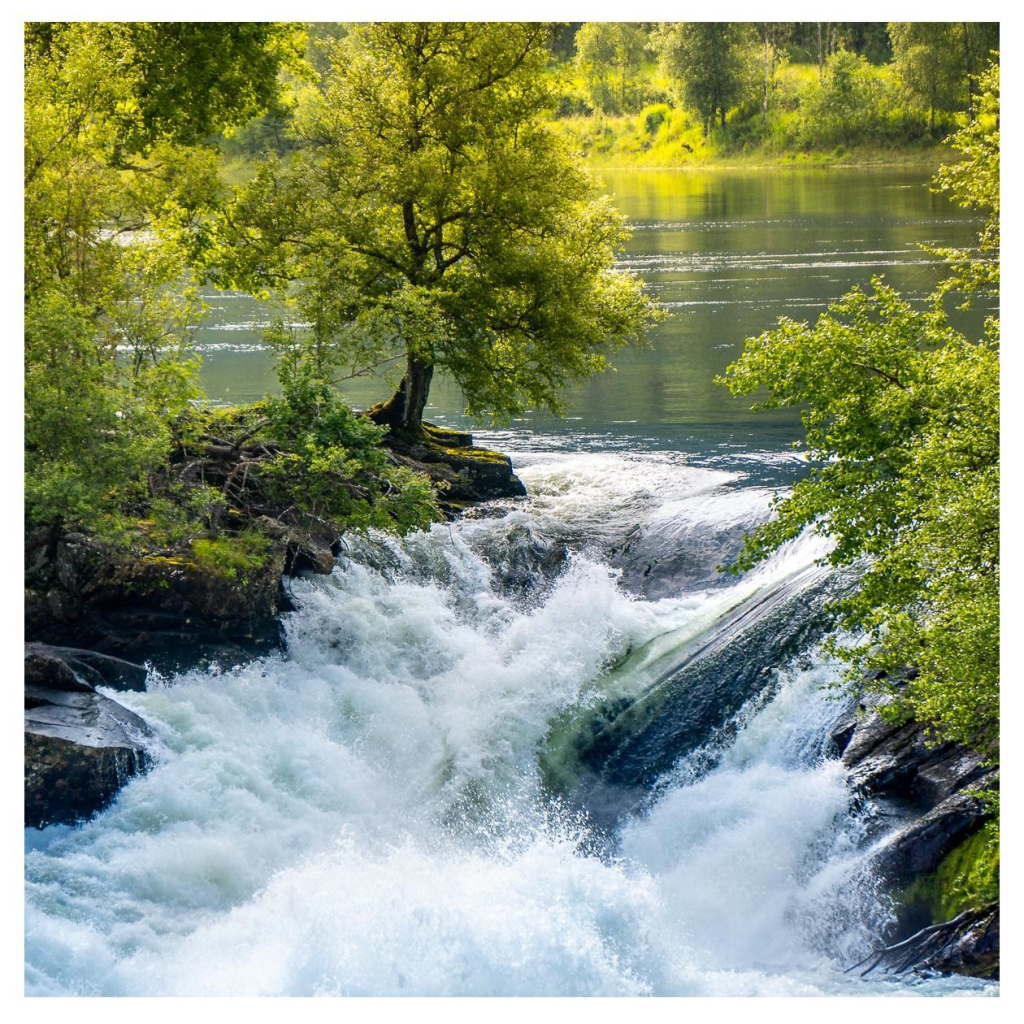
799,49,887,147
549,22,994,165
719,284,998,750
574,22,650,114
888,22,997,133
652,22,755,135
217,22,658,430
930,61,999,300
191,532,273,582
24,22,301,534
718,58,1000,754
262,367,439,536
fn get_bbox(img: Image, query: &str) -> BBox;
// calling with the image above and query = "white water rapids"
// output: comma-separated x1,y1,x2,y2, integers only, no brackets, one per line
24,449,996,997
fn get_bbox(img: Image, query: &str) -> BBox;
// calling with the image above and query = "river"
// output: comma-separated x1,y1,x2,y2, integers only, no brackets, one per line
25,167,997,996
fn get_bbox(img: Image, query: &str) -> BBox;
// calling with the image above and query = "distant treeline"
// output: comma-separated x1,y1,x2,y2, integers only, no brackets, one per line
222,22,998,166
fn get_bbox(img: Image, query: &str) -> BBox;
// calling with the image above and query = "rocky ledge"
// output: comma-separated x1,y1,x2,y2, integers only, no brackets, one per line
24,422,526,829
381,423,526,509
25,643,152,828
830,679,998,979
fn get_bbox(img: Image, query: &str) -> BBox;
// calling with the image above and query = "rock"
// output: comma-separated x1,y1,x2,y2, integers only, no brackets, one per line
25,687,152,828
24,643,97,694
833,678,999,979
925,903,999,980
832,688,990,808
870,785,994,885
25,642,148,692
382,422,527,506
26,531,289,675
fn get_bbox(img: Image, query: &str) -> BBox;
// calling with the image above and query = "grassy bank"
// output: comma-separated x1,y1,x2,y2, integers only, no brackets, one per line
554,59,955,170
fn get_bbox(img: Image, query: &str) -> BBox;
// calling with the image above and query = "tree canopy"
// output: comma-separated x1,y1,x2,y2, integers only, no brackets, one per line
24,22,304,529
653,22,753,135
217,22,657,431
574,22,650,114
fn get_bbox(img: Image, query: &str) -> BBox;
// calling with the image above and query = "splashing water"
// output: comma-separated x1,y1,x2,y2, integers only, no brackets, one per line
24,450,996,996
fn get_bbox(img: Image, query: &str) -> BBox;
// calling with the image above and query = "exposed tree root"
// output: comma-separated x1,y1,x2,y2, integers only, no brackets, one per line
847,902,999,978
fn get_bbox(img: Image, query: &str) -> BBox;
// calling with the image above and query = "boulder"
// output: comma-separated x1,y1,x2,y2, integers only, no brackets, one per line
25,686,152,828
25,642,148,692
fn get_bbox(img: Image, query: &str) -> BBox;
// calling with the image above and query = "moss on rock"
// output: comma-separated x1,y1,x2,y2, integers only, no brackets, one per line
899,822,999,924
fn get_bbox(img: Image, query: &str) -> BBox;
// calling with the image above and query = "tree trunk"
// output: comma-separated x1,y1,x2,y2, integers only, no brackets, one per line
761,35,770,126
367,353,435,432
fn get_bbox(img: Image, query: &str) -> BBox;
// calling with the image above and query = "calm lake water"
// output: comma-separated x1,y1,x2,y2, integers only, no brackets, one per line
196,166,989,465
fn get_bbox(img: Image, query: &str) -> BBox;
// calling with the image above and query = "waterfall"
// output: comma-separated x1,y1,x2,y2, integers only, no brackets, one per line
24,449,996,996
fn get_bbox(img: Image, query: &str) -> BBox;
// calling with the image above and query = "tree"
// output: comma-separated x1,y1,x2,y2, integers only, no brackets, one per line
754,23,790,126
653,22,753,135
930,61,999,298
888,22,977,134
574,22,650,114
718,58,1000,754
801,48,880,147
217,23,657,432
24,22,303,529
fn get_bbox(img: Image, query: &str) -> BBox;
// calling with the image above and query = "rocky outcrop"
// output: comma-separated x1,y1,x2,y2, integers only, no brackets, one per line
381,423,527,507
25,644,152,828
25,527,289,675
831,682,998,978
830,682,992,808
24,417,527,829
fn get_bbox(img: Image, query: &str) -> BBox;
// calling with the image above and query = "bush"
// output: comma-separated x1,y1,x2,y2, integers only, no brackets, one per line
640,102,670,136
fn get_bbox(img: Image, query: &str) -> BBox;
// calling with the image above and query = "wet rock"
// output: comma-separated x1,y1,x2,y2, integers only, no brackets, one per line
870,785,993,884
831,687,991,808
26,531,288,675
925,903,999,980
833,679,999,978
25,642,148,692
25,687,152,828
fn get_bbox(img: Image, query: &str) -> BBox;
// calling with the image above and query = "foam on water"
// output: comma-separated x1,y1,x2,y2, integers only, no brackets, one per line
24,451,996,997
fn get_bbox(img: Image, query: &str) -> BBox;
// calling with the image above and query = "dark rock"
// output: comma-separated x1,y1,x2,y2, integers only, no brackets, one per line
382,423,527,506
24,643,96,694
25,642,148,692
831,687,990,808
848,902,999,981
541,560,851,825
925,904,999,980
26,531,289,675
870,785,993,885
25,687,152,828
834,678,999,979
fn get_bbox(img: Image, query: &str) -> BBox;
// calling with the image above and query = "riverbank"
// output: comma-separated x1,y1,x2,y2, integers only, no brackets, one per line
559,113,951,171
